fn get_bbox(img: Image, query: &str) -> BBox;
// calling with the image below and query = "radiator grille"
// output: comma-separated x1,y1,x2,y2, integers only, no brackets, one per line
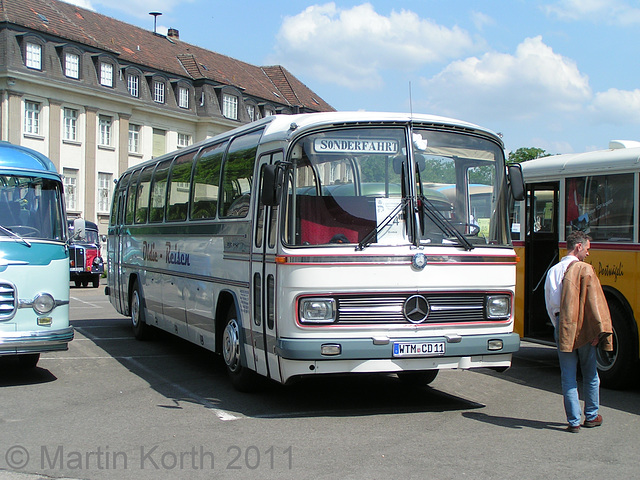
336,293,486,324
0,282,17,320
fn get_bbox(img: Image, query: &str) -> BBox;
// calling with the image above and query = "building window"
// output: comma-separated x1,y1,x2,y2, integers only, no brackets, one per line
177,133,191,148
63,168,78,211
154,81,165,103
24,101,40,135
63,108,78,141
99,115,112,146
100,62,113,87
98,172,112,213
26,42,42,70
223,94,238,119
178,87,189,108
65,53,79,79
129,124,141,153
247,105,255,121
127,74,139,97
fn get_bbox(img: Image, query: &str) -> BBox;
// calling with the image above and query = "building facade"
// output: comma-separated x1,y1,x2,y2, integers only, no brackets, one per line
0,0,334,234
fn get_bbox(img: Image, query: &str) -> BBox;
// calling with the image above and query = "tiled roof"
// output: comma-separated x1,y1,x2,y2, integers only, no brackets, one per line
0,0,334,112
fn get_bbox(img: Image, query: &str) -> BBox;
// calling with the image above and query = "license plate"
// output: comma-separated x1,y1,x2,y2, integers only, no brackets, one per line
393,342,446,357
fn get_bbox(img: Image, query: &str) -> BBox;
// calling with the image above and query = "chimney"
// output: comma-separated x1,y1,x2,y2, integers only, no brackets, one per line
168,28,180,39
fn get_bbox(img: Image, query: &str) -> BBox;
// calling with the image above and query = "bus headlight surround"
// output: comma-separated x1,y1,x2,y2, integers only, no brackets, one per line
299,298,336,324
33,293,56,315
486,295,510,319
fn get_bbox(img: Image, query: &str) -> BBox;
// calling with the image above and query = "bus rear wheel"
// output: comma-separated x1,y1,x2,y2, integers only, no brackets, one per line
222,309,257,392
131,281,151,341
597,301,636,389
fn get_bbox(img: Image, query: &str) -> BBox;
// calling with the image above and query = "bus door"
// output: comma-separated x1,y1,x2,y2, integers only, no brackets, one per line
524,182,559,340
250,152,283,382
111,175,129,314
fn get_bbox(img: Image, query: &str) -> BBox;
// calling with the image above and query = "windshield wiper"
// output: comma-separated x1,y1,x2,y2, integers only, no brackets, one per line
419,195,473,251
356,197,409,251
0,225,31,247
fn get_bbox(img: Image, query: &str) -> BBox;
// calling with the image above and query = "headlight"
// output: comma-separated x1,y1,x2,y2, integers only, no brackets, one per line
93,256,103,266
33,293,56,315
486,295,510,319
299,298,336,324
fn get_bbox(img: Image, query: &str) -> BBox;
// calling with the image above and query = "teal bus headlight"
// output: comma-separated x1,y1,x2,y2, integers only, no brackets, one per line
486,295,510,319
299,298,336,324
33,293,56,315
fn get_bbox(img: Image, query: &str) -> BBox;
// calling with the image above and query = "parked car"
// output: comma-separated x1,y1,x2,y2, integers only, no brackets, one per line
68,219,104,288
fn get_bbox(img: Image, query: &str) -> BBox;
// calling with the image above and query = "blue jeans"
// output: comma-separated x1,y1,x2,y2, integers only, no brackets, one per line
555,330,600,426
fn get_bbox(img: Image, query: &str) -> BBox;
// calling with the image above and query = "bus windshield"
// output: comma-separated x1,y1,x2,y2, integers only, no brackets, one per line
0,175,66,242
283,127,509,247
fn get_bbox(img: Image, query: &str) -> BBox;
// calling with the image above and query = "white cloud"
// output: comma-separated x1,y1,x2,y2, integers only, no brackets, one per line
589,88,640,124
420,36,591,121
60,0,94,9
544,0,640,25
271,2,478,90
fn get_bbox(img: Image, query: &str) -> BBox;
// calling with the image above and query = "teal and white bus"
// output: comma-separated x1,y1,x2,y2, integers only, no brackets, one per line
0,142,73,368
107,112,524,390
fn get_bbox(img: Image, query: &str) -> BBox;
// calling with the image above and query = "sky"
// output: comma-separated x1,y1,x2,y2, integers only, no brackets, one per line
61,0,640,155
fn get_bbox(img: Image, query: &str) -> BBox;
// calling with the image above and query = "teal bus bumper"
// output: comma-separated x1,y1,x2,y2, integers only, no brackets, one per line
0,326,74,355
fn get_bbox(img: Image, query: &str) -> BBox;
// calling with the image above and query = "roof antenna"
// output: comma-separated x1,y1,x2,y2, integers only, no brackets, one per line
149,12,162,34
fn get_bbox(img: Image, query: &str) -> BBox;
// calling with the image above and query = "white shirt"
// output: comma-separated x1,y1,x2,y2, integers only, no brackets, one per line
544,255,579,328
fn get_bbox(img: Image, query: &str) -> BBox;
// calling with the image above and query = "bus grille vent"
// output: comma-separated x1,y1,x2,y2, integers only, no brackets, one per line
0,282,17,320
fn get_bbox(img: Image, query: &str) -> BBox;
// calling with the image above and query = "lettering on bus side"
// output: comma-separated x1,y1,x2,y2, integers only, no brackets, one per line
143,241,159,262
165,242,191,266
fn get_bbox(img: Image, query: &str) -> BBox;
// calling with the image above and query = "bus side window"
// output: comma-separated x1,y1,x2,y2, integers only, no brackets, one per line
167,151,197,222
220,129,263,218
125,170,140,225
134,166,154,224
149,159,172,223
191,142,226,220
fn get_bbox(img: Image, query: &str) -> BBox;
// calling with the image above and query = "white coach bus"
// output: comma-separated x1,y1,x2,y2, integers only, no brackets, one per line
106,112,525,390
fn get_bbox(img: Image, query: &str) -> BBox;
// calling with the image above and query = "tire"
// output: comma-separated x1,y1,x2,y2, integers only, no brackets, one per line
130,281,151,341
397,369,439,385
17,353,40,369
92,275,100,288
82,281,89,288
597,301,637,389
74,280,81,288
222,308,258,392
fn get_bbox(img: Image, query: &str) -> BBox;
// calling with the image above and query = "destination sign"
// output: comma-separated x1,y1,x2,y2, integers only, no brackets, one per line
314,138,399,154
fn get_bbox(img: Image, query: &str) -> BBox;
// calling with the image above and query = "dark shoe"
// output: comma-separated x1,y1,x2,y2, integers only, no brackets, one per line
566,424,580,433
583,414,603,428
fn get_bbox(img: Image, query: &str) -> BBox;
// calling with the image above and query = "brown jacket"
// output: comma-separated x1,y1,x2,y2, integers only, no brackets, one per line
558,261,613,352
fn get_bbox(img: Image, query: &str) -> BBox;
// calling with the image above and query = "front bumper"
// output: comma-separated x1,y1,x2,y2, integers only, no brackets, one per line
0,326,74,355
277,332,520,360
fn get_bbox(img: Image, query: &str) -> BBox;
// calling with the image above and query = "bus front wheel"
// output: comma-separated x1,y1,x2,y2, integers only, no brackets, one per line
597,301,636,389
222,310,257,392
131,282,151,341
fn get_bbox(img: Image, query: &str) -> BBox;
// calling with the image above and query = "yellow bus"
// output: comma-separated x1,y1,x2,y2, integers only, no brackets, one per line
513,140,640,388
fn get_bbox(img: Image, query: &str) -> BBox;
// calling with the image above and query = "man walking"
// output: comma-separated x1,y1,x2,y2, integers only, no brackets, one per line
544,230,613,433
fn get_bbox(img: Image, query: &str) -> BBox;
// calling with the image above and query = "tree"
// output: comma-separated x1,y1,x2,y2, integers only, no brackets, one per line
508,147,548,164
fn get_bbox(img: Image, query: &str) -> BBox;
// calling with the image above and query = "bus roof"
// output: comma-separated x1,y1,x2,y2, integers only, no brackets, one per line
520,145,640,181
262,111,502,144
0,141,59,175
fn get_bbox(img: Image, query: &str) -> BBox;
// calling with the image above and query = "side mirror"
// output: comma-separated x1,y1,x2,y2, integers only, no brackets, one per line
261,164,283,207
508,164,525,201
